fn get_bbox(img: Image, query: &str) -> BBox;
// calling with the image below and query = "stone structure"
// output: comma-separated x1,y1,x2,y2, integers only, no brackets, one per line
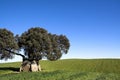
31,60,38,72
19,60,41,72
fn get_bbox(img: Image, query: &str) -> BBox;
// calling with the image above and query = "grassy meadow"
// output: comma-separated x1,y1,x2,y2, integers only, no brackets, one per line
0,59,120,80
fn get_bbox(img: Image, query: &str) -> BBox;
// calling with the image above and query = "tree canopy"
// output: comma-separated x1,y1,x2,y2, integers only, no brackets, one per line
0,27,70,61
0,29,18,60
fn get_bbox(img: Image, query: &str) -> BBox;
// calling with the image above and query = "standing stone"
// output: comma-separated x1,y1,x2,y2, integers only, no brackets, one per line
31,60,38,72
20,60,31,72
22,64,30,72
38,64,41,71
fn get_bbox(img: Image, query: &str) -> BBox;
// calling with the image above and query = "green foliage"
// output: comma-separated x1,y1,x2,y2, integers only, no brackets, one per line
47,34,70,60
0,28,18,60
18,27,51,60
18,27,70,61
0,27,70,61
0,59,120,80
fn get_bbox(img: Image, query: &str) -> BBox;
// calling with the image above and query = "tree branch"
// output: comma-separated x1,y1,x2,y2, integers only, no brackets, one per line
4,48,25,59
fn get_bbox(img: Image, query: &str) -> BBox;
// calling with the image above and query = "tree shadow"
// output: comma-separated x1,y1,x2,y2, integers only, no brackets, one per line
0,67,19,72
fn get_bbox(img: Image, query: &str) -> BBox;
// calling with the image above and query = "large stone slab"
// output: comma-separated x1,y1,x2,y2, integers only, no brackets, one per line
20,60,41,72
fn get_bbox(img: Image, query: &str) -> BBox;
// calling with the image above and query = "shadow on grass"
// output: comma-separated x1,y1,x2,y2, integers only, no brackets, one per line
0,67,19,72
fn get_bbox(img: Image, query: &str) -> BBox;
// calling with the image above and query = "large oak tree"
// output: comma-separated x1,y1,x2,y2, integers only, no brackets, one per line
0,27,70,71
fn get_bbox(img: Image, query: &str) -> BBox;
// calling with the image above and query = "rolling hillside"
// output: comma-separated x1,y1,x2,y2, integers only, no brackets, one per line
0,59,120,80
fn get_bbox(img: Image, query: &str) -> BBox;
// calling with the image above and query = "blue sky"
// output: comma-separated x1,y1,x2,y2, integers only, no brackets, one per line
0,0,120,62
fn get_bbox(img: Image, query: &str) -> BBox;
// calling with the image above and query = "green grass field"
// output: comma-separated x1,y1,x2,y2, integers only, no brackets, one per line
0,59,120,80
